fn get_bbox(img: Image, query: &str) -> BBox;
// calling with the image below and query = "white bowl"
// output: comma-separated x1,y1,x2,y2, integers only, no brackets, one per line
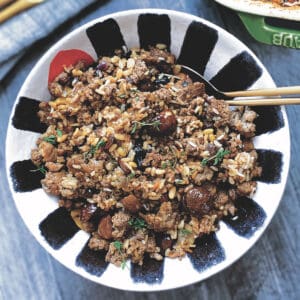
5,9,290,291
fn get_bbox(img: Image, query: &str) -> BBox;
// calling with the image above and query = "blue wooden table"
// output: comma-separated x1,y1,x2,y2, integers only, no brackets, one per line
1,0,299,299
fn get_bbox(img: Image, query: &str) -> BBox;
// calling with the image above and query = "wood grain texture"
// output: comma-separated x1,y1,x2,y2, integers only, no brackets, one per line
0,0,299,299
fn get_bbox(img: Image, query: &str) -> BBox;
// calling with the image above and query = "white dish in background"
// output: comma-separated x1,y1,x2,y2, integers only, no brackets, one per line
215,0,300,21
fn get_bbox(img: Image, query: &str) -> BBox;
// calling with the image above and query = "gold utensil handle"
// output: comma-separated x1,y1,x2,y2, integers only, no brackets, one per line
0,0,14,9
227,98,300,106
0,0,43,24
225,86,300,98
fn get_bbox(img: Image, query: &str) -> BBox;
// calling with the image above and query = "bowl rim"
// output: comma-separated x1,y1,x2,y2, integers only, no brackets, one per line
5,8,291,291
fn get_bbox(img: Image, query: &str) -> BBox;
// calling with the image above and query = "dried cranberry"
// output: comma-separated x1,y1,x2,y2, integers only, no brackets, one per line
97,61,108,71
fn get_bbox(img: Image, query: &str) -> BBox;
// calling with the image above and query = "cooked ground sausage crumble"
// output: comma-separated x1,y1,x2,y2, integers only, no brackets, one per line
31,45,262,267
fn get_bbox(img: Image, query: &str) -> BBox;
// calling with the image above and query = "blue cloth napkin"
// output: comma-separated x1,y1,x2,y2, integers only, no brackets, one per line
0,0,96,81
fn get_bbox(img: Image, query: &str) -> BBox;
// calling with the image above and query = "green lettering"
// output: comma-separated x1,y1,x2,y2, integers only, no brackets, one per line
294,36,300,49
283,34,294,48
272,33,283,46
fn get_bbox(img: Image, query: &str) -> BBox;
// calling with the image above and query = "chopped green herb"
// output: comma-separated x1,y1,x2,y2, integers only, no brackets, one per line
161,162,168,169
180,228,192,235
131,122,138,134
113,241,127,269
128,217,147,230
56,129,63,137
30,165,47,175
43,135,56,145
120,104,126,112
175,179,184,185
113,241,123,252
127,172,135,179
170,158,177,169
96,139,106,149
161,159,176,169
169,146,178,168
118,94,126,98
130,87,138,93
130,120,161,134
121,260,127,270
201,158,209,166
201,148,230,166
84,139,106,160
213,149,230,165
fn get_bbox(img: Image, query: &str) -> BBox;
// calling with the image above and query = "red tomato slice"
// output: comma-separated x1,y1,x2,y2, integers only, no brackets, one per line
48,49,94,83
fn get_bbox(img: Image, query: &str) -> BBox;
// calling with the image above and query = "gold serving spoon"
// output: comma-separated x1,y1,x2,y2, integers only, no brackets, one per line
0,0,44,24
181,65,300,106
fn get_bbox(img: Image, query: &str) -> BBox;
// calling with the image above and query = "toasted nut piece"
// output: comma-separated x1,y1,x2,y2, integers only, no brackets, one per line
71,209,94,232
168,186,176,200
119,159,131,175
149,110,177,136
57,134,68,143
184,187,212,216
45,162,63,172
104,135,114,150
98,215,113,239
121,194,141,213
203,128,214,135
117,147,127,157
